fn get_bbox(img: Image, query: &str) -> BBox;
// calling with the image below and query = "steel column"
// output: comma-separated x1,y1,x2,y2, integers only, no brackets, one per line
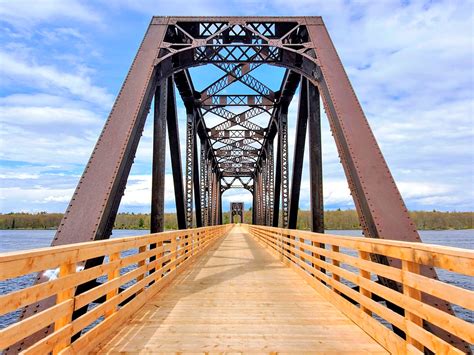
262,159,267,225
288,78,309,229
184,109,195,228
279,107,289,228
200,141,208,226
272,137,281,227
193,134,202,227
307,19,466,351
252,184,257,224
8,21,168,353
307,82,324,233
266,141,274,226
166,76,186,230
151,81,167,234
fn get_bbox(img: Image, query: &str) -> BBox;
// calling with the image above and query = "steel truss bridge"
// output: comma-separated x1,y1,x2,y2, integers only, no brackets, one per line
1,17,472,354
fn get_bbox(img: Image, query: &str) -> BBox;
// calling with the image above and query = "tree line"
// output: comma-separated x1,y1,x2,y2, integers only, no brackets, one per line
0,210,472,230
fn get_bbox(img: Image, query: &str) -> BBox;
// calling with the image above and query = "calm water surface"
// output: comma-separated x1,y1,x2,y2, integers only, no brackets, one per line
0,229,472,329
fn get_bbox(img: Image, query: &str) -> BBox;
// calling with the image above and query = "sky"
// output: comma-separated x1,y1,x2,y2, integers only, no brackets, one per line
0,0,473,214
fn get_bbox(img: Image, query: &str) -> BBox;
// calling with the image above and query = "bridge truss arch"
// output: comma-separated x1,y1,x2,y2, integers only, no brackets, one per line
9,16,469,354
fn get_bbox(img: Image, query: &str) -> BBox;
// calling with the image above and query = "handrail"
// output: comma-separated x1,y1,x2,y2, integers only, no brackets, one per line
245,224,474,354
0,225,232,354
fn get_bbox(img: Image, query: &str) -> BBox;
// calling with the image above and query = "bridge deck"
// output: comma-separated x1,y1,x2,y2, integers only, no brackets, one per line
94,226,387,353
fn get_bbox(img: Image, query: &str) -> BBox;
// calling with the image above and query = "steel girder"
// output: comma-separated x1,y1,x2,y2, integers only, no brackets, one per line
184,109,195,228
307,81,324,234
151,82,168,234
13,16,467,353
288,77,309,229
166,76,187,230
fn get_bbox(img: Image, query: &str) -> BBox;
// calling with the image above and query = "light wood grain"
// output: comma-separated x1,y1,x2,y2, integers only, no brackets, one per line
93,226,387,354
248,225,473,354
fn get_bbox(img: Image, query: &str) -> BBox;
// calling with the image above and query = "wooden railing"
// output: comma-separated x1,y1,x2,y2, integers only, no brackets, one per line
246,224,474,354
0,225,231,354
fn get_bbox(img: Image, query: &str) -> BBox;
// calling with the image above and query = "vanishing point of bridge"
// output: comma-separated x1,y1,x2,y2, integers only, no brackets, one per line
0,17,473,354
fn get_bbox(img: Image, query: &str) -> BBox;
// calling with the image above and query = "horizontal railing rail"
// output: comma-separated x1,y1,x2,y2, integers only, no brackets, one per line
0,225,232,354
246,224,474,354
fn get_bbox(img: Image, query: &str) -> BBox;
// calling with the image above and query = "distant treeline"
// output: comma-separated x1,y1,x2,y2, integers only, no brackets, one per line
0,210,472,230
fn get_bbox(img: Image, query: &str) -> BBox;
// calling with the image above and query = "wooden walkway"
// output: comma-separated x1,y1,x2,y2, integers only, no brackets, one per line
94,226,387,353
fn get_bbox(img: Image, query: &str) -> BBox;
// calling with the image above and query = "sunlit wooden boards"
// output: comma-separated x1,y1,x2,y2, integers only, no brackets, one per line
93,226,387,353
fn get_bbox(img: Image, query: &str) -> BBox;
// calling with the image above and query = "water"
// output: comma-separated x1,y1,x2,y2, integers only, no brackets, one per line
0,229,472,330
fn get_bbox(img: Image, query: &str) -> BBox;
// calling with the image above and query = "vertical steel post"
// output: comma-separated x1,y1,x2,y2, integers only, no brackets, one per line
262,159,267,225
193,135,202,227
184,109,195,228
151,81,167,234
200,141,208,226
288,77,309,230
252,182,257,224
308,81,324,233
267,141,274,226
280,106,289,228
207,160,212,226
218,183,223,224
272,136,281,227
166,76,186,230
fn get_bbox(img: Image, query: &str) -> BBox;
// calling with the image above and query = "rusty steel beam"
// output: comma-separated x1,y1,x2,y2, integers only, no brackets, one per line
307,81,324,234
151,82,168,234
288,77,308,229
202,95,273,107
272,137,281,227
193,133,202,227
279,106,289,228
305,18,468,351
7,20,169,353
184,108,195,228
11,16,465,353
166,77,187,230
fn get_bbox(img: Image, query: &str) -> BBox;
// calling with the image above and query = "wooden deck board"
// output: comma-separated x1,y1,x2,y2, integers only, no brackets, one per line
94,226,387,354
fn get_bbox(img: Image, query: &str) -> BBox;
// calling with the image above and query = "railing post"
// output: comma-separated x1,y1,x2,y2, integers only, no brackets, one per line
105,252,121,317
299,236,306,264
53,262,76,354
136,245,147,293
331,245,340,292
402,260,424,351
170,235,177,272
358,251,372,315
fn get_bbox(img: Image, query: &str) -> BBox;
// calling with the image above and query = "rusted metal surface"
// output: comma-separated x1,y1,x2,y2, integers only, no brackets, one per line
306,17,469,352
8,20,168,354
12,16,468,354
230,202,244,223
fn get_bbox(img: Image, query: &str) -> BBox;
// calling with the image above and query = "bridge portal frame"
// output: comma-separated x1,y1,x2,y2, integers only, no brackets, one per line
9,16,469,354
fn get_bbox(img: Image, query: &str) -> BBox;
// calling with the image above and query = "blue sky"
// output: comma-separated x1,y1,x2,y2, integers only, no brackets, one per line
0,0,473,214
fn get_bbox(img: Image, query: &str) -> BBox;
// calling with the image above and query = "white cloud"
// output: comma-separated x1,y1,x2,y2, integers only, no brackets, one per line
120,174,176,208
0,186,74,205
0,51,113,107
0,0,102,29
0,173,39,180
0,106,101,125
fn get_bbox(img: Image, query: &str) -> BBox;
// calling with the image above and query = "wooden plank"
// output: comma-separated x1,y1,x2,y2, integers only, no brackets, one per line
93,226,387,354
402,260,424,351
53,262,76,353
0,300,73,350
278,233,474,344
105,252,121,318
358,251,372,316
249,226,473,353
249,226,474,276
